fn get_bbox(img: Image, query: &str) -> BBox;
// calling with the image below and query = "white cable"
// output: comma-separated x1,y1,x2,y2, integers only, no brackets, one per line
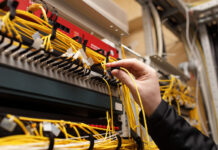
185,9,195,59
195,73,209,136
149,3,163,57
185,7,209,136
185,8,202,65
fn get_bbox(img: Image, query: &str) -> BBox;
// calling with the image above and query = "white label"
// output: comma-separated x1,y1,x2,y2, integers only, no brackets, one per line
0,20,4,30
73,50,81,60
115,102,122,111
0,118,16,132
51,124,60,137
32,32,42,50
32,38,42,50
43,122,52,132
32,32,40,40
62,48,74,57
80,48,88,60
110,50,114,56
87,57,94,66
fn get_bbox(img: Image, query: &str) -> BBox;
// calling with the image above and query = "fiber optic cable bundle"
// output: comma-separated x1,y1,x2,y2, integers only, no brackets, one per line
160,75,195,110
159,75,204,132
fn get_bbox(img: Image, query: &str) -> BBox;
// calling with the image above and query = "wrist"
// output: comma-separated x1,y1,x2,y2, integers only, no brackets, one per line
143,95,162,117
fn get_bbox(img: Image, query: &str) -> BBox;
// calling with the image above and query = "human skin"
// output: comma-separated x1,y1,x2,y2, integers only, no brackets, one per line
106,59,162,116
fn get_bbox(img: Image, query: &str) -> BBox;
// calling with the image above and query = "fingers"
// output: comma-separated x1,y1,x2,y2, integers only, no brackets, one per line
111,69,134,89
106,59,150,78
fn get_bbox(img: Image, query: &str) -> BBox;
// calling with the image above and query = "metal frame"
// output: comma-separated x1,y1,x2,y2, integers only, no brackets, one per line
0,37,118,97
150,55,189,81
43,0,128,45
136,0,155,56
199,25,218,141
121,44,146,61
0,65,122,113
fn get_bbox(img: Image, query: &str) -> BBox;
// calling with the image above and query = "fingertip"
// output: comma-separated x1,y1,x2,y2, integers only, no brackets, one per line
106,62,115,67
111,69,119,76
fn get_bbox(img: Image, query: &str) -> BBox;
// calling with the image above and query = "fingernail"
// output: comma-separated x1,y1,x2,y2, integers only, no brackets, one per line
111,69,118,75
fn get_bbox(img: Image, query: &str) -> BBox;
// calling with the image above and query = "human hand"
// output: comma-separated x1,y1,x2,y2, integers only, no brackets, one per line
106,59,161,116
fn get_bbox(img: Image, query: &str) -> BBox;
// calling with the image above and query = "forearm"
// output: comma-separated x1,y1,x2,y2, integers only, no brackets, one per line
140,100,217,150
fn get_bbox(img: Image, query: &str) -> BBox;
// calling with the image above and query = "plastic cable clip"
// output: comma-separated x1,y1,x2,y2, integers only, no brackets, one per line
0,117,16,132
43,122,60,137
82,39,88,52
32,32,43,50
0,19,4,30
62,47,74,58
48,132,55,150
130,128,144,150
8,0,19,20
116,135,122,150
51,124,60,137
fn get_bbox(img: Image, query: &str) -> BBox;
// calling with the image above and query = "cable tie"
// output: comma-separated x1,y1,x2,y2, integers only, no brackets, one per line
8,0,19,20
130,128,144,150
48,132,55,150
96,49,105,56
82,39,88,52
106,51,110,63
110,67,120,71
51,22,58,40
87,134,95,150
116,135,122,150
72,36,82,44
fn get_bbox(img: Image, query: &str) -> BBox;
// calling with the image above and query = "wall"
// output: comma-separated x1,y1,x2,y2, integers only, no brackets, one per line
113,0,188,68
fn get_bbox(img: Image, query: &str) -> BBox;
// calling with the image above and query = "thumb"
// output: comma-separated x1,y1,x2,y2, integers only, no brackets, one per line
112,69,134,89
